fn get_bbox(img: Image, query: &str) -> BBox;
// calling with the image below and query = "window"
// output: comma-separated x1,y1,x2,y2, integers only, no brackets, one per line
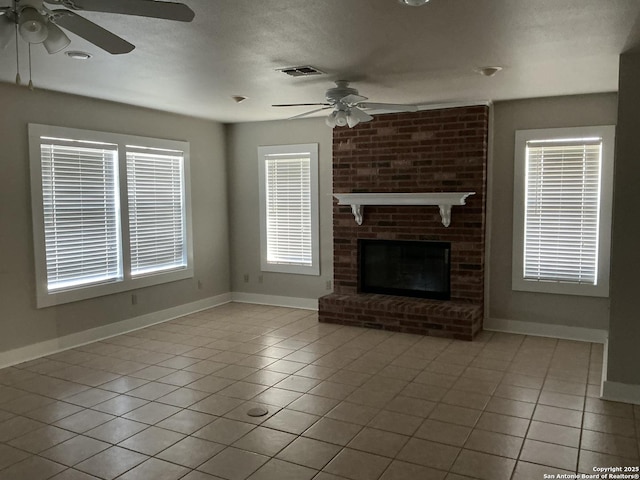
40,140,122,292
30,124,193,308
258,144,320,275
512,126,614,297
126,148,187,277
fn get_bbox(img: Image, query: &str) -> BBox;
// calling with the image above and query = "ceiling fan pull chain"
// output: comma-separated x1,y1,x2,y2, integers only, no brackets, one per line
14,24,21,86
28,42,34,90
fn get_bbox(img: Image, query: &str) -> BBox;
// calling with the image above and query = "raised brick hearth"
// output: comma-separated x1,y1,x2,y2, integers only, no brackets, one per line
318,105,489,340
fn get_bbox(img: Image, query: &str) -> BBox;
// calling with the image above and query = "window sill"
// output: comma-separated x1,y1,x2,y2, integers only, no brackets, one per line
37,267,193,308
512,278,609,298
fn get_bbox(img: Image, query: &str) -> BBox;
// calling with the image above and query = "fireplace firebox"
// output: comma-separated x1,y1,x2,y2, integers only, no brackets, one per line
358,239,451,300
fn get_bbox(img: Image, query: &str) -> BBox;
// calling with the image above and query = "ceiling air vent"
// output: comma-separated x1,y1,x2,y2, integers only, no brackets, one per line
276,66,325,77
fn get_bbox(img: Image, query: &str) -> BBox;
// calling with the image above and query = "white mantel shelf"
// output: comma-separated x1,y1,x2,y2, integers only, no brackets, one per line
333,192,476,227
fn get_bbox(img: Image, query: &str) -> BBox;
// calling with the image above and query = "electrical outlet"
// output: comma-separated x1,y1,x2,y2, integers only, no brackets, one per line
326,280,332,290
243,274,249,283
197,280,203,290
258,275,264,284
131,294,137,305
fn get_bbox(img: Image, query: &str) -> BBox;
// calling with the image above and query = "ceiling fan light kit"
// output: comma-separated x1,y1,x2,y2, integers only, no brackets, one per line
325,111,337,128
43,22,69,53
18,6,48,43
334,110,348,127
348,107,374,125
325,109,369,129
346,112,360,128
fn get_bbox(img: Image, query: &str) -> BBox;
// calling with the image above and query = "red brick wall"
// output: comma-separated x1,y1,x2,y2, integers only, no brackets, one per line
319,105,489,339
332,106,488,301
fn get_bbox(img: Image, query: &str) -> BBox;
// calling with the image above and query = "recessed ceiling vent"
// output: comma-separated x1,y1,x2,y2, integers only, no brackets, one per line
277,66,325,77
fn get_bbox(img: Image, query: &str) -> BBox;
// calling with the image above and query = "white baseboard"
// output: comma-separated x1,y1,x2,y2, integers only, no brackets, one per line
231,292,318,311
601,380,640,405
484,317,608,344
0,293,232,370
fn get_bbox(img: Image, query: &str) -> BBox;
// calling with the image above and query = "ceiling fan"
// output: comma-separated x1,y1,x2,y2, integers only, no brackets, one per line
273,80,419,128
0,0,194,55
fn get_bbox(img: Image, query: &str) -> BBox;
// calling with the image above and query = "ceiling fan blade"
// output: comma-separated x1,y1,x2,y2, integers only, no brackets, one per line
349,107,374,123
45,0,194,22
340,94,367,105
287,106,332,120
359,102,419,112
273,103,331,107
50,10,134,54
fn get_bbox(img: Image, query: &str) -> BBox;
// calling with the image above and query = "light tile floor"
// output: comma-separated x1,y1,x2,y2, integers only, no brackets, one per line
0,303,638,480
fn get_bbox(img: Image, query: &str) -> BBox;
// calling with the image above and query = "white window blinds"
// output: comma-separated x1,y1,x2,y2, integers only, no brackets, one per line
40,140,121,291
523,139,602,284
126,149,187,277
265,154,313,266
31,124,193,308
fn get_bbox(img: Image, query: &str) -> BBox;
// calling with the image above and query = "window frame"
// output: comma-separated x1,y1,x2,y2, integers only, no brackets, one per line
29,123,193,308
512,125,615,297
257,143,320,276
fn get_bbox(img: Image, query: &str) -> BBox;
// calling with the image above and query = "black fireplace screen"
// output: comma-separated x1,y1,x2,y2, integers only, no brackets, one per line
358,239,451,300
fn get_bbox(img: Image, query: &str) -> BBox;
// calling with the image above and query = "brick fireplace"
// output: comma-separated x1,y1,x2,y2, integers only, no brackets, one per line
318,105,489,340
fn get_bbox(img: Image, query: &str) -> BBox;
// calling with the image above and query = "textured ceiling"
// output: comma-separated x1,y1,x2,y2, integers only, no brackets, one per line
1,0,639,123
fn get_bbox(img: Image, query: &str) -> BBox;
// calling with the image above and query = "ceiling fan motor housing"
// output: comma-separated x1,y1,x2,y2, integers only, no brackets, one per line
325,80,359,106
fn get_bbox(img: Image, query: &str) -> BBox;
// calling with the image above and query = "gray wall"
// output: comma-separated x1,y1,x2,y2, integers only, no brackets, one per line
0,83,229,353
226,118,333,300
489,94,618,330
0,82,624,357
227,96,619,331
607,52,640,385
